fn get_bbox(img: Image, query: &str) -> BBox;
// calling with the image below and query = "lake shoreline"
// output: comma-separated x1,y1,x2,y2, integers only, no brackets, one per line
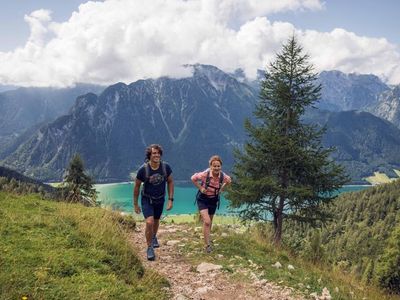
95,184,372,215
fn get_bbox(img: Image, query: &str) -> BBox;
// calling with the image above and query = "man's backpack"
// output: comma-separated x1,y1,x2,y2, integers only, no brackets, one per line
141,161,168,203
142,161,167,182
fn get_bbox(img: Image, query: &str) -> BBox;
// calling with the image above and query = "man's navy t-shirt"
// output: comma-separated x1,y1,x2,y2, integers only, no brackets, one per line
136,162,172,199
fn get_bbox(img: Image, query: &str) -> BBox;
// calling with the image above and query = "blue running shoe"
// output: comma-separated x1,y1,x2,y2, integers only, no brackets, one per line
152,235,160,248
147,246,155,261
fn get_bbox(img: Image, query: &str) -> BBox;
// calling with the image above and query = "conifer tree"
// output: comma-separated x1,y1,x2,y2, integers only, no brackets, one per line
375,226,400,292
63,154,97,205
227,36,348,245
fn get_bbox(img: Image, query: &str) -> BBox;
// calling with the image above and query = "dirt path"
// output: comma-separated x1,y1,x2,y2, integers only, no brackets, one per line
129,223,304,300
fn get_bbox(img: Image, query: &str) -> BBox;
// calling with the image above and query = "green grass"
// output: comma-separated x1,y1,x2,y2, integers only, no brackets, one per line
0,191,169,300
161,219,400,300
160,213,241,225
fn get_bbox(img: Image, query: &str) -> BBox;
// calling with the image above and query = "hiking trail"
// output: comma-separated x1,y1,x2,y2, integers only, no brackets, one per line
129,223,305,300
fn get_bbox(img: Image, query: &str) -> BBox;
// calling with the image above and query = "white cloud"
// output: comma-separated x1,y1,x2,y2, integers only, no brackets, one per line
0,0,399,87
24,9,53,46
301,28,400,83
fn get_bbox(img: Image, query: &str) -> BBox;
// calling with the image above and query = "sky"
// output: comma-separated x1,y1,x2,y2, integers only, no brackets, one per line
0,0,399,87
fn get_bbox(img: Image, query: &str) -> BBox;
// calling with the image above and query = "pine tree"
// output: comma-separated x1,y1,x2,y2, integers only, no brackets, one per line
375,226,400,293
63,154,97,205
227,36,348,245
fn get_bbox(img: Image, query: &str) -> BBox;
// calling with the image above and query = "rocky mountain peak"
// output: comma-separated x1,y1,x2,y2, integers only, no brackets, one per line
318,70,389,111
370,84,400,127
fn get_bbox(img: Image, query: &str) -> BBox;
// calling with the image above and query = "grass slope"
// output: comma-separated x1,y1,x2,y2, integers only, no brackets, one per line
0,191,169,300
161,220,399,300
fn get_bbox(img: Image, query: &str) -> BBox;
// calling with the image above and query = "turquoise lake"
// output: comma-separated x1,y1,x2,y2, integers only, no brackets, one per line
95,183,371,215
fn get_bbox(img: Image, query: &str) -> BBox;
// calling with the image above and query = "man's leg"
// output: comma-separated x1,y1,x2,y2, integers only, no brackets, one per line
153,218,160,236
145,216,155,247
151,201,164,247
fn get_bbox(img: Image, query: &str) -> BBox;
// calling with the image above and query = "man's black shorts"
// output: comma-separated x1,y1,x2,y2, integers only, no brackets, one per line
141,196,165,219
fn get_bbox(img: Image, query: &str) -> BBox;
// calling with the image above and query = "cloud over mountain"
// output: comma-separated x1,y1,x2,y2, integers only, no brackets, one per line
0,0,399,87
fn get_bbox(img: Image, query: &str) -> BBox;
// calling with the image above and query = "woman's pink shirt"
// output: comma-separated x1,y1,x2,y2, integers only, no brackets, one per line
191,169,231,197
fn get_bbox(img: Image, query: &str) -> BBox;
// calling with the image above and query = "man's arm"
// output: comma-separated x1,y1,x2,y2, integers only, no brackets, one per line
166,174,174,210
133,178,142,214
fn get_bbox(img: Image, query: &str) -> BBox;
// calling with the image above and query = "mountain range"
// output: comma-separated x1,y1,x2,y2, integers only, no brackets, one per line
1,64,400,183
0,84,105,137
1,65,255,181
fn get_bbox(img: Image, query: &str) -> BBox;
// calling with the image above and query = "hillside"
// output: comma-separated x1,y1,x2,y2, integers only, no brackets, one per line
283,180,400,293
0,191,168,299
1,187,399,299
0,165,58,198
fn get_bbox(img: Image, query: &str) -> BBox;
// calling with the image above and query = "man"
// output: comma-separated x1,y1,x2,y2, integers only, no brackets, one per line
133,144,174,261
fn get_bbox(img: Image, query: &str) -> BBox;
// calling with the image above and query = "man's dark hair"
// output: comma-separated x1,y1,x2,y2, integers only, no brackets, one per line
145,144,163,161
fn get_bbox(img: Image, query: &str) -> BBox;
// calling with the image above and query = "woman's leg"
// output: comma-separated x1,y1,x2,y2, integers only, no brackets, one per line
209,214,214,237
199,209,212,246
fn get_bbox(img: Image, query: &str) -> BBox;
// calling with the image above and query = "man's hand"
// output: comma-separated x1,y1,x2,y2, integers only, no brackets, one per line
166,199,173,211
134,203,141,214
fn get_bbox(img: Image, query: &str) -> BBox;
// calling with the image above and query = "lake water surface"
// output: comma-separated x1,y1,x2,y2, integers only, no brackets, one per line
95,183,370,215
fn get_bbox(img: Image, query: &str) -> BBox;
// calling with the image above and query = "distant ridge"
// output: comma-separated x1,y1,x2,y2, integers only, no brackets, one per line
0,165,55,193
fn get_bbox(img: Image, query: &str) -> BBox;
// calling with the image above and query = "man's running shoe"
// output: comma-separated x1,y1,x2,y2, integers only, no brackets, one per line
147,246,155,261
152,235,160,248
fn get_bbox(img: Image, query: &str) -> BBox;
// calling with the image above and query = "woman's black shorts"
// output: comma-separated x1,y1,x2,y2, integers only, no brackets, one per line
196,193,219,215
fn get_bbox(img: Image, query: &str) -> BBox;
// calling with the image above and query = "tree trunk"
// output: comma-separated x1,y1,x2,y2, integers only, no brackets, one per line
273,196,285,246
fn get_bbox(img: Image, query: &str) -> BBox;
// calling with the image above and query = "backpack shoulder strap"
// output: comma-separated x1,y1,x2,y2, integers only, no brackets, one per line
143,162,150,182
219,171,224,187
205,169,211,188
161,161,168,179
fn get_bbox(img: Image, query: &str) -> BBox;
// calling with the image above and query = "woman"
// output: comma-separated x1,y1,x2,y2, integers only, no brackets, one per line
191,155,231,253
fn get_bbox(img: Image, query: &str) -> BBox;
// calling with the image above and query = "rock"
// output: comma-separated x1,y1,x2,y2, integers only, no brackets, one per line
321,287,331,300
166,240,180,246
259,279,268,285
272,261,282,268
249,272,258,280
175,294,189,300
221,232,228,237
310,287,331,300
196,262,223,273
196,286,211,294
288,264,295,270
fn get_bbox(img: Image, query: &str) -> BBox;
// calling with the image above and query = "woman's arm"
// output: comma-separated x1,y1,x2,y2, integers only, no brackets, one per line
191,173,207,193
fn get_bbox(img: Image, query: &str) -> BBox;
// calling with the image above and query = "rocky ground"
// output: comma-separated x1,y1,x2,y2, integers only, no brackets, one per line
129,223,306,300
